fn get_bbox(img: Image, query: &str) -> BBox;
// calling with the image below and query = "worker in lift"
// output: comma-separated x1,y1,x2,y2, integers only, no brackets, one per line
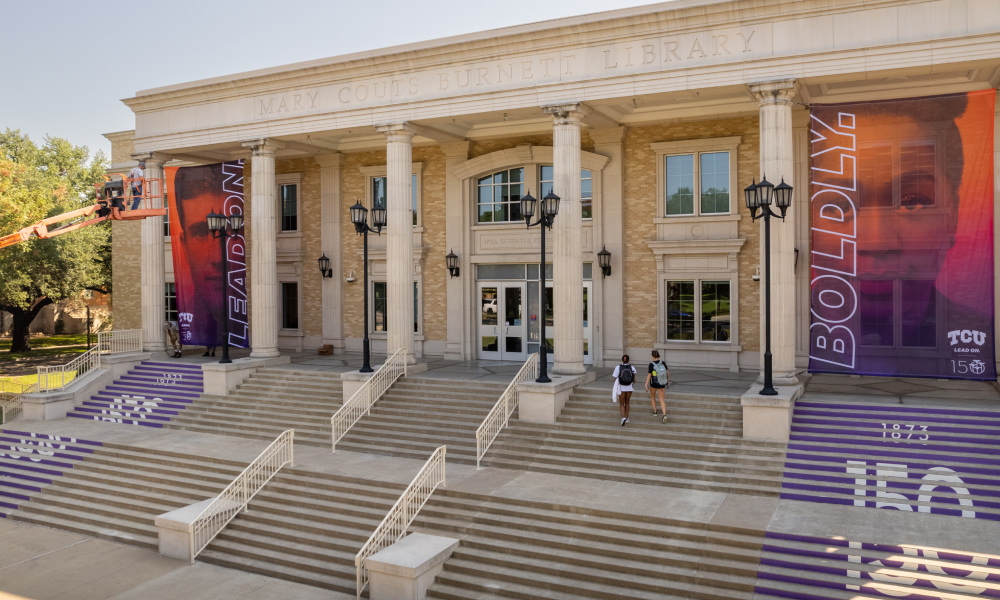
128,160,144,209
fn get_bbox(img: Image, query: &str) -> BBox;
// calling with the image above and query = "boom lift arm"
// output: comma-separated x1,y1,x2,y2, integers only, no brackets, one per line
0,175,167,250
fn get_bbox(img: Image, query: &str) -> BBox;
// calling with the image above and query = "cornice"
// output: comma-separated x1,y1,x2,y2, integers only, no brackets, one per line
122,0,918,114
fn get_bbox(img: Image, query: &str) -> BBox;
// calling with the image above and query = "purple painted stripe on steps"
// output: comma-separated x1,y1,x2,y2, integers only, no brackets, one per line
0,501,18,510
0,453,76,469
140,363,204,373
0,512,6,518
67,414,164,428
783,466,1000,494
794,402,1000,420
792,417,1000,436
90,394,194,406
81,401,180,415
0,461,66,476
786,443,1000,466
785,451,1000,475
757,572,949,600
0,437,96,455
103,385,200,398
788,435,1000,456
0,479,43,493
791,426,1000,445
793,410,1000,428
69,408,171,422
117,378,203,390
753,586,840,600
778,491,1000,520
763,538,1000,570
0,471,54,485
0,430,102,446
762,565,1000,599
0,489,31,502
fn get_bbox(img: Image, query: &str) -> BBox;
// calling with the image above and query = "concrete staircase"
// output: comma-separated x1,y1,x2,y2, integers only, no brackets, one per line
781,401,1000,520
336,376,509,464
0,428,245,547
483,387,788,496
416,488,766,600
0,430,102,518
196,468,407,595
166,367,343,448
67,361,204,427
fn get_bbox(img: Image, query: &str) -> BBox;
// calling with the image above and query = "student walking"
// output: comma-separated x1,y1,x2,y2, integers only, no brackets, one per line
612,355,637,426
645,350,670,423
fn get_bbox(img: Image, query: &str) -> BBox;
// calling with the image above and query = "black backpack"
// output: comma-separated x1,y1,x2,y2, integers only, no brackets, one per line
618,364,634,386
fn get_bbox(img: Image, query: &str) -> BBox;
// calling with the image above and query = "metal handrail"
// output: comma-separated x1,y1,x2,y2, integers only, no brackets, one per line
355,445,447,599
0,381,36,423
190,429,295,562
331,347,407,452
475,354,537,468
36,329,143,393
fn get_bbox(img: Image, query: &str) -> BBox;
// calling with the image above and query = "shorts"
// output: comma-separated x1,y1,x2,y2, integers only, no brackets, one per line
649,381,665,389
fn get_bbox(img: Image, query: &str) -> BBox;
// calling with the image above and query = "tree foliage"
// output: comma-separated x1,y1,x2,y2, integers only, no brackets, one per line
0,129,109,352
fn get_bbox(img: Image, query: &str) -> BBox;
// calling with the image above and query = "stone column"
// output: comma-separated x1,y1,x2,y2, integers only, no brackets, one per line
544,104,585,375
376,124,416,363
135,153,166,352
750,79,798,384
590,127,626,366
442,142,471,360
317,154,344,351
242,139,282,358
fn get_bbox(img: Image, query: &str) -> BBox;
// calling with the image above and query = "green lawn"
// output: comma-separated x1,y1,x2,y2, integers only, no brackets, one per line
0,334,90,350
0,334,92,363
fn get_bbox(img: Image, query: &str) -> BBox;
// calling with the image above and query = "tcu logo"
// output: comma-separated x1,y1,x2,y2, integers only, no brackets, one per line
947,330,986,346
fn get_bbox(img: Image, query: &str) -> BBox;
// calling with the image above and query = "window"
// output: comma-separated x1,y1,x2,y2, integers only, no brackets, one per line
666,280,730,342
163,201,170,237
275,173,301,233
362,164,423,227
281,282,299,329
372,281,419,333
859,139,939,210
477,168,524,223
280,184,297,231
165,282,177,322
540,166,592,219
371,174,419,226
652,137,740,218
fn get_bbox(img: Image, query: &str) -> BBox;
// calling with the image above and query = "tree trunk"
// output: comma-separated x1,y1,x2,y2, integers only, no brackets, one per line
6,298,52,353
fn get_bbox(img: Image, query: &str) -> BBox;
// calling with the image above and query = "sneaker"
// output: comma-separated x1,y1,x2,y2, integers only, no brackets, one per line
651,410,658,416
621,418,627,427
662,415,669,423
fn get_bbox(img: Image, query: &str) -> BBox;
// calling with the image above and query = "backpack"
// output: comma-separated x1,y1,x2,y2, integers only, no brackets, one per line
618,364,634,386
653,361,668,386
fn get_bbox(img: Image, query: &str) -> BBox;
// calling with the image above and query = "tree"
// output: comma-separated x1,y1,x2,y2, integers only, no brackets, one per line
0,129,109,352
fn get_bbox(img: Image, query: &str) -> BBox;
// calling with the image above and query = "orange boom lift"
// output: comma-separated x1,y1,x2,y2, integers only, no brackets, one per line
0,174,168,250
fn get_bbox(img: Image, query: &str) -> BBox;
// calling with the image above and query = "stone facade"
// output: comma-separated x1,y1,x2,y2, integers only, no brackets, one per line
105,0,1000,375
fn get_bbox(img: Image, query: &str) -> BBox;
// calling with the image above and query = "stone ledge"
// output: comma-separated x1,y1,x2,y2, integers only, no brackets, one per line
368,533,460,600
740,383,803,442
202,355,291,396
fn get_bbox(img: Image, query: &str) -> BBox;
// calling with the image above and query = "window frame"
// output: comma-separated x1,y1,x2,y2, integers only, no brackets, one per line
360,163,424,228
165,282,177,323
662,278,733,345
280,281,300,331
275,173,302,234
652,137,740,218
370,280,421,335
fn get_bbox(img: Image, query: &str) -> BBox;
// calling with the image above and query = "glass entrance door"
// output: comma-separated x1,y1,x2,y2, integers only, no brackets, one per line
541,282,592,365
478,282,527,361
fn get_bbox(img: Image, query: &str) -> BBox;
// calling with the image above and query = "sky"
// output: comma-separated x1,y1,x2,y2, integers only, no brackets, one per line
2,0,669,164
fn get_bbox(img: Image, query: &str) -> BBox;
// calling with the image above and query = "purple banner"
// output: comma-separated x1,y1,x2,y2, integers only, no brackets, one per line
809,91,996,379
167,161,248,349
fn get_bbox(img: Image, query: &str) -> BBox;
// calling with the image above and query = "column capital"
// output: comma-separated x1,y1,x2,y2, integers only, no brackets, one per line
748,79,799,106
542,103,583,124
375,122,417,143
241,138,284,155
130,152,169,167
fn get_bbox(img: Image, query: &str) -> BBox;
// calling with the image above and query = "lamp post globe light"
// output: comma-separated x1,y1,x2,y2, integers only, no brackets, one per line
206,210,245,364
350,200,386,373
520,190,560,383
743,176,793,396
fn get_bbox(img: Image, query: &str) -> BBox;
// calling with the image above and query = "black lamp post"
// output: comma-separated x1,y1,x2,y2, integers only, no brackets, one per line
445,250,460,278
317,254,333,278
206,210,245,364
744,176,793,396
520,191,560,383
350,200,386,373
